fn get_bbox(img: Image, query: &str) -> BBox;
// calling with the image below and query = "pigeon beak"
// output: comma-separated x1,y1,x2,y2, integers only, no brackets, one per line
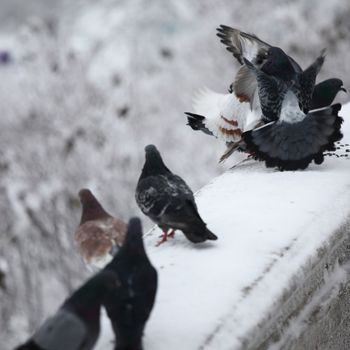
341,87,347,93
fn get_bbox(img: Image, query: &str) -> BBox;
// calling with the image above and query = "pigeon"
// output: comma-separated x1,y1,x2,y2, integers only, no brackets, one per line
186,26,345,162
186,25,300,162
216,25,302,107
75,189,127,269
135,145,217,245
310,78,347,110
15,269,120,350
242,55,343,170
103,217,158,350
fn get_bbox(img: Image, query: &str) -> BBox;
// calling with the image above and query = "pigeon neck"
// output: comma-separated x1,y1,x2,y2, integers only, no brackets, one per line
80,197,110,224
118,230,147,258
141,153,171,178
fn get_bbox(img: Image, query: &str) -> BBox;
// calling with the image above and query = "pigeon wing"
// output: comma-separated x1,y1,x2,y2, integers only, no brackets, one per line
296,49,326,113
217,25,271,64
244,58,285,122
136,175,194,223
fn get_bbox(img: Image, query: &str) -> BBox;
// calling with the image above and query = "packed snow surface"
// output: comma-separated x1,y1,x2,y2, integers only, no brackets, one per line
96,103,350,350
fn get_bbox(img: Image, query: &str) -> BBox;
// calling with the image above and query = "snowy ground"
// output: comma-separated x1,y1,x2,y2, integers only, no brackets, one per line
97,103,350,349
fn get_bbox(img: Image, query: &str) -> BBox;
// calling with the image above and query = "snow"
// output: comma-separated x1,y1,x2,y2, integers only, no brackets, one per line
96,103,350,350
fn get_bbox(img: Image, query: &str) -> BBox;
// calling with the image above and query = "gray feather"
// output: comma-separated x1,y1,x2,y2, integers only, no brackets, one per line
32,309,86,350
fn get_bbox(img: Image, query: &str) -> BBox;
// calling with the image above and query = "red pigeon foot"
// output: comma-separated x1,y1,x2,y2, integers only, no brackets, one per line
156,232,168,247
167,230,175,238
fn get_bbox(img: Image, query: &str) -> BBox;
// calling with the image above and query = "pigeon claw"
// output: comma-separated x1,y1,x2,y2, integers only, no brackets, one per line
156,232,168,247
167,230,176,238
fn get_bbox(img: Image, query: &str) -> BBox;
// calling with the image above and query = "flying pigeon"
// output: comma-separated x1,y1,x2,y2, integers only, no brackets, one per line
135,145,217,245
310,78,347,110
216,25,302,106
15,269,120,350
103,217,158,350
75,189,127,269
242,55,343,170
186,26,345,162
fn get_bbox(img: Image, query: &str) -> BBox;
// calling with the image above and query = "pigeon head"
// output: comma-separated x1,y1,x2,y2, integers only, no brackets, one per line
311,78,347,109
67,270,120,316
319,78,346,93
78,189,110,224
140,144,171,178
262,47,296,82
113,217,146,259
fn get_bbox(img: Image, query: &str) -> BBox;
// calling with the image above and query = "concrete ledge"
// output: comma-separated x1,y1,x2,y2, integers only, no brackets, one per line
246,219,350,350
97,104,350,350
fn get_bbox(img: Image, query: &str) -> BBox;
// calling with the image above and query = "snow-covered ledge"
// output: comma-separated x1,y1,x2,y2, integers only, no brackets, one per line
97,104,350,350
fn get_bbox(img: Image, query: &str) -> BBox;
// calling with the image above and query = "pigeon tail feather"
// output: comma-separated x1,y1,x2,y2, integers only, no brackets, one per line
184,226,218,243
185,112,213,136
242,103,343,171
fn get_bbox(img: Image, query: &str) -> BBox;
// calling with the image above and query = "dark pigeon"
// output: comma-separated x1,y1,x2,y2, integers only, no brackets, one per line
103,217,158,350
135,145,218,245
311,78,347,110
14,270,120,350
242,56,343,170
75,189,127,269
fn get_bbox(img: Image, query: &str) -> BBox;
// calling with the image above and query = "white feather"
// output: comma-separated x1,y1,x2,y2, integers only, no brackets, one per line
280,91,305,124
192,87,261,142
239,35,262,62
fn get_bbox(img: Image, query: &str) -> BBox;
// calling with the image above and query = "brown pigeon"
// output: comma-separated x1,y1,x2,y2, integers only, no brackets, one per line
75,189,127,269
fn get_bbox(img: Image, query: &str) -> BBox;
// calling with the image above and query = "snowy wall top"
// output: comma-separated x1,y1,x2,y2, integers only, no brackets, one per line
97,102,350,350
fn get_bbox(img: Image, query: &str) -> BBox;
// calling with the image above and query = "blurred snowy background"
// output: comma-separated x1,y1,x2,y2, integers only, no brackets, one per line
1,0,349,348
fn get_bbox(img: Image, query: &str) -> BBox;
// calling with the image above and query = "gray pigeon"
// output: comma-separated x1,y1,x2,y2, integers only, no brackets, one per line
135,145,217,245
14,270,120,350
242,56,343,170
104,217,158,350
